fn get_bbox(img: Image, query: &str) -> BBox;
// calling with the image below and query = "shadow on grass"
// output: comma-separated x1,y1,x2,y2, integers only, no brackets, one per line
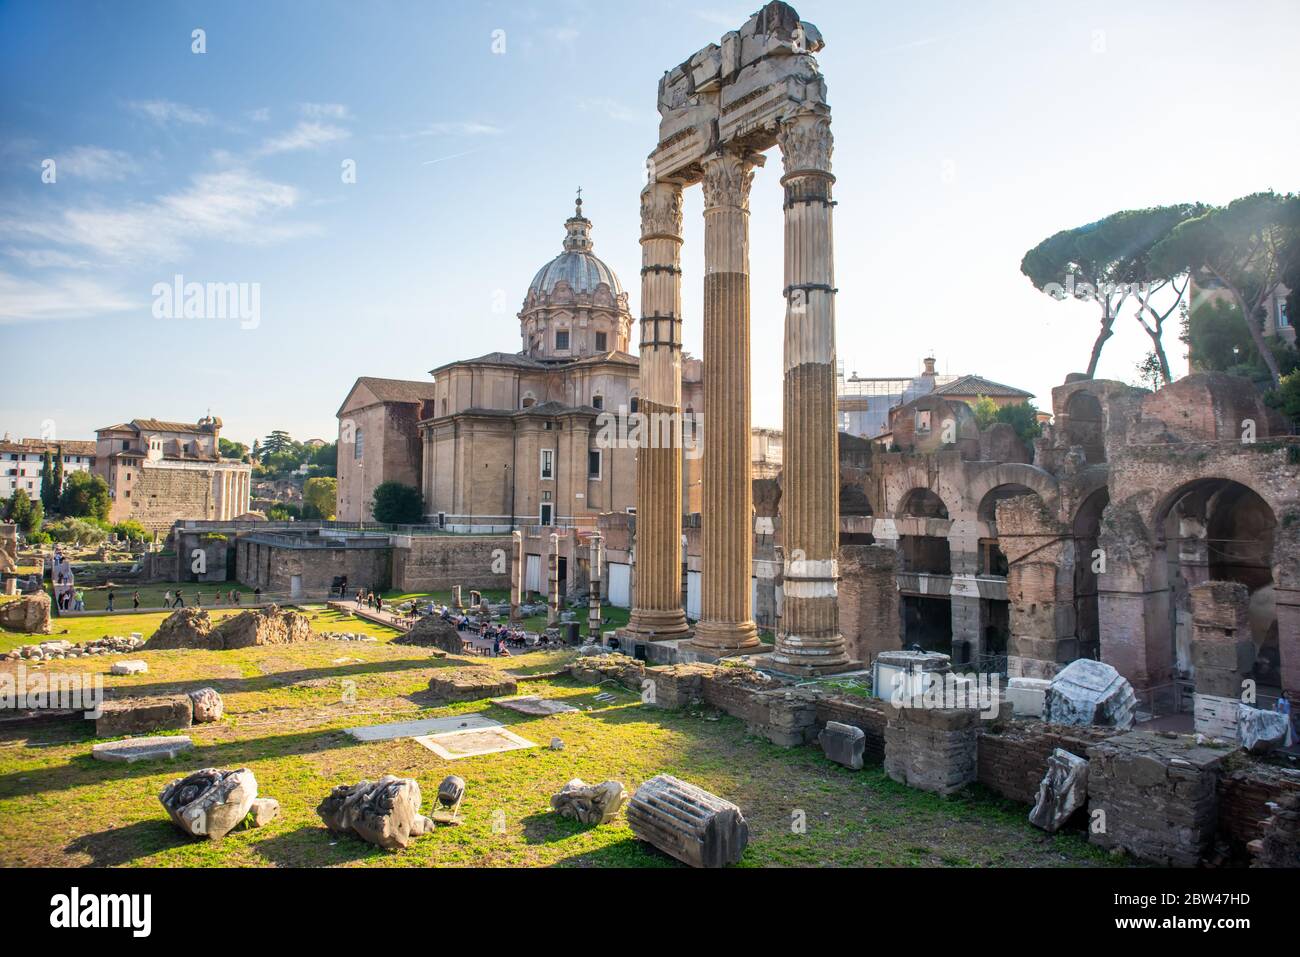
254,823,389,867
64,819,190,866
0,726,365,800
81,656,444,703
551,836,682,868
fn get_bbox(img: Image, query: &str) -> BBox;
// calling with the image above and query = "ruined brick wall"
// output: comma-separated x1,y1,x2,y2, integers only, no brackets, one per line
240,542,390,595
975,723,1120,804
815,695,888,763
392,534,511,592
1217,762,1300,854
838,544,900,665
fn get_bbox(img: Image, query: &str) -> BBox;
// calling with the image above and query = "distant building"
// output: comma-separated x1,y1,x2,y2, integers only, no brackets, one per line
93,415,251,530
0,436,97,499
836,357,957,439
929,374,1034,409
337,198,707,528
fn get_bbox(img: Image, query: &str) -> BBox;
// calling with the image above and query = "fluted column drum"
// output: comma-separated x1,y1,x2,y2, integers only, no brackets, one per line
773,108,850,672
627,180,690,639
692,151,760,652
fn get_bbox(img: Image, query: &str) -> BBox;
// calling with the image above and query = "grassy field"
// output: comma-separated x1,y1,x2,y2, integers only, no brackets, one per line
0,611,1120,868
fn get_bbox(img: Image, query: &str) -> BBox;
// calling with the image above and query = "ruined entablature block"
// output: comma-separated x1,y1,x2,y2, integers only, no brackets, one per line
650,2,829,184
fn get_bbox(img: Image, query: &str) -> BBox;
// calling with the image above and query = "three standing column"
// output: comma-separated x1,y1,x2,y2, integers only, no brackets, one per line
692,150,761,653
627,181,691,639
773,108,850,672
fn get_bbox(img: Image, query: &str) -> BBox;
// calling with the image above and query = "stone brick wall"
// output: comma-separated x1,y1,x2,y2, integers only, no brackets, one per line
1217,762,1300,854
1087,730,1225,867
883,704,980,794
122,466,215,532
237,539,390,595
392,534,512,592
838,544,900,666
975,722,1119,804
815,695,888,763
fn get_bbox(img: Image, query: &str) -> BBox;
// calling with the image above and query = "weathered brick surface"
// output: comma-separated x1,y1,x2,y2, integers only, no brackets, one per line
1087,730,1225,867
815,696,889,763
393,534,511,593
838,545,900,666
883,704,980,795
95,694,193,737
570,654,646,692
1216,762,1300,854
976,722,1120,805
642,663,718,709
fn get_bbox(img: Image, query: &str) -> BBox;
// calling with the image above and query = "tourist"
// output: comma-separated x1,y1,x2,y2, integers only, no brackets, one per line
234,590,242,605
174,589,184,608
196,593,202,609
254,586,262,603
74,588,85,611
1277,692,1295,745
376,595,384,614
132,591,140,610
164,590,172,607
106,589,115,612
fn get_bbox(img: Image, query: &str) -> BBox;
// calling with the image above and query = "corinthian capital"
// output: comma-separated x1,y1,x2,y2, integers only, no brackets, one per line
701,151,755,211
778,109,833,175
640,181,684,239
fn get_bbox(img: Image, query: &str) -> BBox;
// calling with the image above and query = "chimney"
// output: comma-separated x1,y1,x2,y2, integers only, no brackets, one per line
922,356,936,377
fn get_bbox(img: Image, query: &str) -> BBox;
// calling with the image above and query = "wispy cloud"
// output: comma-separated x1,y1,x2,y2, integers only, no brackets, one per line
54,146,139,181
403,121,503,139
0,270,137,323
255,121,350,156
2,167,311,263
127,99,213,127
300,102,351,120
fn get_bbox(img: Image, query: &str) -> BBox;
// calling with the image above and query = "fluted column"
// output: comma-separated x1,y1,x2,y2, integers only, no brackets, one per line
692,150,760,652
773,107,850,672
627,180,690,639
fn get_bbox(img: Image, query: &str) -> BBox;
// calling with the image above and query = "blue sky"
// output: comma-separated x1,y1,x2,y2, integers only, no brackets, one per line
2,0,1297,448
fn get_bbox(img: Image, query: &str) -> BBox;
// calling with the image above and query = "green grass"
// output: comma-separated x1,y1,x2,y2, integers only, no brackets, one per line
0,615,1122,868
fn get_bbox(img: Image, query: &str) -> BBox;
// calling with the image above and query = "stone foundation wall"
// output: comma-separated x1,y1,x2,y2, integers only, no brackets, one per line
1087,730,1225,867
393,534,511,593
883,705,980,795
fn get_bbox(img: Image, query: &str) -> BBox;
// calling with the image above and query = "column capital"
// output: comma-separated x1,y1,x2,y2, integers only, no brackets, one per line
640,180,684,240
701,150,756,211
778,108,833,177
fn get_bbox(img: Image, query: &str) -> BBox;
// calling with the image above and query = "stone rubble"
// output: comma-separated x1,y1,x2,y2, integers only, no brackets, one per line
159,767,260,840
551,778,626,825
317,775,434,850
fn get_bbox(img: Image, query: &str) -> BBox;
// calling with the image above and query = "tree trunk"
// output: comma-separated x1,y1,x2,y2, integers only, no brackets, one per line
1085,304,1116,378
1234,290,1282,386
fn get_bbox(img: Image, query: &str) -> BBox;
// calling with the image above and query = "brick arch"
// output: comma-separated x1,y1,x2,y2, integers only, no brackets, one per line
968,463,1060,517
896,486,949,519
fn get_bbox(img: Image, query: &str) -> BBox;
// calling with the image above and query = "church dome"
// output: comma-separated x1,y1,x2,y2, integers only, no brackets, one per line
519,193,633,360
525,195,623,299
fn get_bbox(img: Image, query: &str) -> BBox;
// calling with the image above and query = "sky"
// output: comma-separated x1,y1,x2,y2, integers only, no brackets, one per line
1,0,1297,448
